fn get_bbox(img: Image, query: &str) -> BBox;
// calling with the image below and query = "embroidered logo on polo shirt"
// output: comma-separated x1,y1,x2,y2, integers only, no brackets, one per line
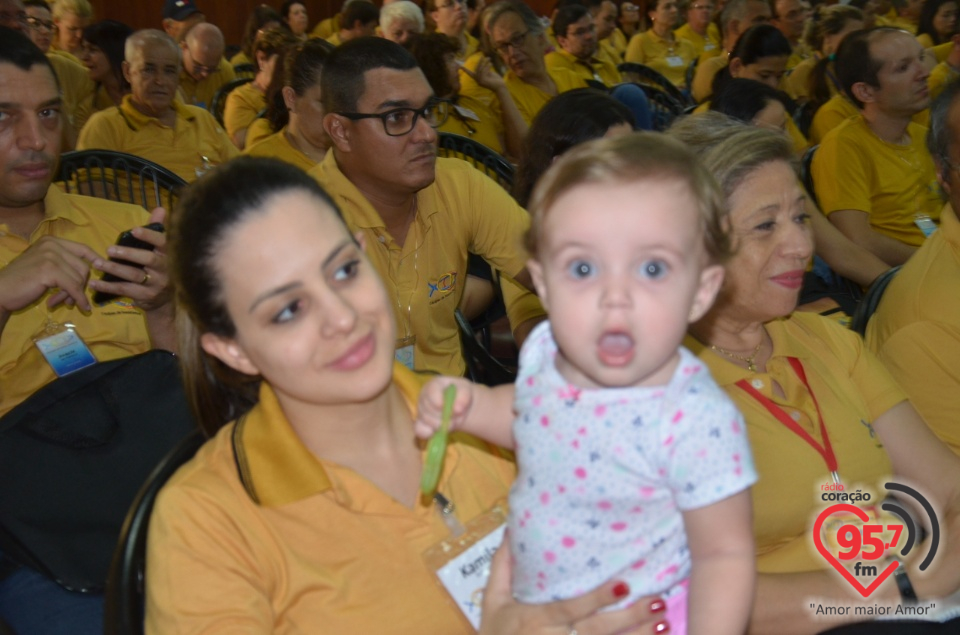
428,271,457,302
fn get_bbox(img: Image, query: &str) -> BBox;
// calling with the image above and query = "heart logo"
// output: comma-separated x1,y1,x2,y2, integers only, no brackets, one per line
813,503,899,598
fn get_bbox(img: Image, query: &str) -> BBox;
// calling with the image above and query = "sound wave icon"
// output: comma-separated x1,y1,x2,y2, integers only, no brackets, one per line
882,482,939,571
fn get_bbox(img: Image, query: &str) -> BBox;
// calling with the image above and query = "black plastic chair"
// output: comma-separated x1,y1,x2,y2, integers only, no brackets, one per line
849,266,901,336
800,144,819,204
56,149,188,212
232,62,256,79
211,77,253,127
437,132,515,191
633,83,686,131
793,99,816,139
456,309,517,386
685,57,699,92
103,429,207,635
617,62,694,107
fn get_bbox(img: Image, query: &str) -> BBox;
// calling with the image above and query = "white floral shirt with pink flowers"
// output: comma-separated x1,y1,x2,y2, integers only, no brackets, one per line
509,321,757,604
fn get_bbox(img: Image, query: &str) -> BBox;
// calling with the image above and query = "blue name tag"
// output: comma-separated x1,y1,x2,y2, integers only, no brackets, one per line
35,327,97,376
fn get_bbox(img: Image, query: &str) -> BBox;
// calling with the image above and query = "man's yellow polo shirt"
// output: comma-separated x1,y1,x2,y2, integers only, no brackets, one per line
0,187,151,417
309,154,531,376
74,84,115,137
243,128,319,173
686,312,903,573
178,59,236,110
867,204,960,455
223,80,265,146
624,29,697,89
605,27,628,58
77,95,239,183
145,367,516,633
312,13,341,39
545,47,621,87
812,114,940,247
690,52,726,102
504,67,588,126
674,22,720,60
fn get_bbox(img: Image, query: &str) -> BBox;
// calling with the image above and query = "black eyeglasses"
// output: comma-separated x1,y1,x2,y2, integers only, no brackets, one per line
336,98,451,136
493,30,530,56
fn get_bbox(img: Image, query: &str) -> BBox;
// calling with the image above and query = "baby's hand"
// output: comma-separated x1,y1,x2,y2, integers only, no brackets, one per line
415,376,476,439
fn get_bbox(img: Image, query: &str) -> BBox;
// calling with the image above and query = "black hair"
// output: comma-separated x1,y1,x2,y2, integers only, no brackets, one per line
711,23,792,97
917,0,958,45
266,38,334,132
513,88,635,207
23,0,52,10
171,157,345,433
710,77,794,124
554,4,592,38
320,36,418,113
342,0,380,31
281,0,305,21
82,19,133,92
0,26,58,90
408,32,460,97
240,5,287,61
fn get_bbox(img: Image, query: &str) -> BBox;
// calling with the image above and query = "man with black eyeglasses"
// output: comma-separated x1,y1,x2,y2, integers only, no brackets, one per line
310,37,539,378
546,4,622,85
177,22,235,110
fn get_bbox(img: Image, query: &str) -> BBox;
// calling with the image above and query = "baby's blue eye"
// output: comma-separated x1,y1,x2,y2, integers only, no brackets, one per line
569,260,594,279
640,260,668,280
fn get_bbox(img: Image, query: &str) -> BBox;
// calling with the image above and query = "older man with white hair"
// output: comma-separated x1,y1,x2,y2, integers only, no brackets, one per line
77,29,237,182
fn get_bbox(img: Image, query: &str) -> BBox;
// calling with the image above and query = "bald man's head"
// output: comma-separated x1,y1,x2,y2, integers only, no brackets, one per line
180,22,224,80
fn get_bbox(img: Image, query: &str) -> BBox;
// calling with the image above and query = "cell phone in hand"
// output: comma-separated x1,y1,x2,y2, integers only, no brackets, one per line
92,222,165,305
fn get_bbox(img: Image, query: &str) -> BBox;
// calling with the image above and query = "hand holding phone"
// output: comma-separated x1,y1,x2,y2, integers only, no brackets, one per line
92,222,165,304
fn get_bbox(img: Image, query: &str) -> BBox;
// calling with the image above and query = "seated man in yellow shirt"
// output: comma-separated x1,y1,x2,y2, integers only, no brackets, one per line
177,22,235,109
812,27,941,266
867,81,960,456
589,0,625,62
310,37,542,377
0,28,176,632
770,0,811,68
325,0,378,46
546,4,621,85
77,29,238,182
675,0,722,59
160,0,204,43
690,0,770,101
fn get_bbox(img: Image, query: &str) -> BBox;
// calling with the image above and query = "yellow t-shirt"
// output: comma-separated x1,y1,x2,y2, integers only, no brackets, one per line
929,61,959,100
674,22,720,60
544,47,621,87
145,367,516,634
867,204,960,455
311,13,341,39
325,31,343,47
624,29,697,89
606,28,629,58
178,60,236,110
782,54,820,102
245,117,274,148
503,67,588,126
74,83,117,137
0,187,152,417
808,93,857,146
77,95,240,183
457,51,496,109
686,312,905,573
690,52,727,103
786,41,814,71
812,115,941,247
439,93,504,155
228,50,251,68
929,41,953,63
243,128,319,173
309,154,532,376
223,80,266,146
885,14,918,33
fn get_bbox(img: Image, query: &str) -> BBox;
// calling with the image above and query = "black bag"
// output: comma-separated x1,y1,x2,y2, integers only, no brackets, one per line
0,350,197,593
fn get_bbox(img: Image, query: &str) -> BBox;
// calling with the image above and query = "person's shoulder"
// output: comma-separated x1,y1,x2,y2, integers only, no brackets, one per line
83,105,123,129
781,311,864,352
155,423,245,510
817,114,864,149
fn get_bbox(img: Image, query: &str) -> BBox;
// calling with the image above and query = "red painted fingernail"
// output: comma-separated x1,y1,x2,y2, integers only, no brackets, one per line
653,620,670,633
649,599,666,613
612,581,630,598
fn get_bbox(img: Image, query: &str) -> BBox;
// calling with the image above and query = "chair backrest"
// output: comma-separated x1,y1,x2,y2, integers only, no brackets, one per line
634,83,685,131
103,429,207,635
232,63,256,79
56,150,188,212
455,308,517,386
617,62,694,107
211,77,254,127
685,57,699,92
800,144,818,205
793,100,816,139
437,132,515,191
849,265,901,336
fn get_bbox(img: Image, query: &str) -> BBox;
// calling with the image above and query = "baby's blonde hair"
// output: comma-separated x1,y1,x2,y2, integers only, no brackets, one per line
526,132,731,264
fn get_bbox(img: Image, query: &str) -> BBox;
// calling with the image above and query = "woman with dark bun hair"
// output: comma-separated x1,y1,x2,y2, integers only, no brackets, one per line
75,19,132,132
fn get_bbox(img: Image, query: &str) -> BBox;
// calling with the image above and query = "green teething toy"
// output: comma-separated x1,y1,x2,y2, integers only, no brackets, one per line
421,384,457,496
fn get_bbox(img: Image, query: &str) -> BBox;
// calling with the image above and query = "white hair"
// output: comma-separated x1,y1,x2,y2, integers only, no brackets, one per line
380,0,425,32
124,28,180,63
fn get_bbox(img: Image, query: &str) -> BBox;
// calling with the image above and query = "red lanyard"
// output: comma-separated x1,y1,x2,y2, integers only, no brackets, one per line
736,357,840,484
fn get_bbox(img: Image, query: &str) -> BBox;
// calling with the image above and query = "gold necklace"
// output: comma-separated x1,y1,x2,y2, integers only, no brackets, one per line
710,342,763,372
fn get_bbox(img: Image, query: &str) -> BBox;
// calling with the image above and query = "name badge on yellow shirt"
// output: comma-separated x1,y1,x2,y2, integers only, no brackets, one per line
666,55,685,67
423,501,507,630
395,335,416,370
705,43,716,51
33,322,97,377
914,214,938,237
453,105,482,122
